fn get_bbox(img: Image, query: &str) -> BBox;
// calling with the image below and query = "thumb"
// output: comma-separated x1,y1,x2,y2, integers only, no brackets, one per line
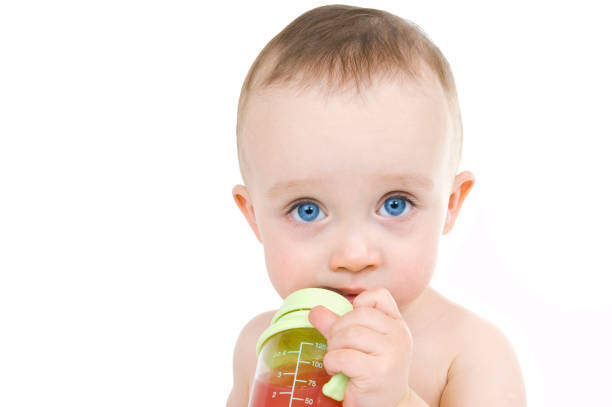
308,305,339,339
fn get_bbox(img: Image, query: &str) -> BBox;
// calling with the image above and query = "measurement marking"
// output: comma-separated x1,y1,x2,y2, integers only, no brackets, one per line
279,392,292,395
287,351,299,354
298,361,310,364
283,372,296,375
288,342,302,407
288,341,317,407
295,379,306,383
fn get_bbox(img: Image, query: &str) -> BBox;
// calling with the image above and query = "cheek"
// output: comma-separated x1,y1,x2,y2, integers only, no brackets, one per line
261,231,320,297
388,229,440,305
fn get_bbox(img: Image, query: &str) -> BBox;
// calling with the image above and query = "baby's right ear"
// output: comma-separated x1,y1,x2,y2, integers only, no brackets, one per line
232,184,262,243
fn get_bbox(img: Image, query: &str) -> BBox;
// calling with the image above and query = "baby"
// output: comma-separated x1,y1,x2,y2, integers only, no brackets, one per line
227,5,525,407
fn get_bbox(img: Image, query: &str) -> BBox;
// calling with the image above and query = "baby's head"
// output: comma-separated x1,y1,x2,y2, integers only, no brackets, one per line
232,5,475,311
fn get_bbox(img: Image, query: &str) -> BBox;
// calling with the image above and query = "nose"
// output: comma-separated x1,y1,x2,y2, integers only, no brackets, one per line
328,226,382,273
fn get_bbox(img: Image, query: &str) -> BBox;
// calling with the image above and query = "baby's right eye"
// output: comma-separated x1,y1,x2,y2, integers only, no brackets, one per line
289,201,325,223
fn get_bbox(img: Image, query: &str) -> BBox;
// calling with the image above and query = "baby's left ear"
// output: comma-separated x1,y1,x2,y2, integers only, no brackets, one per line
442,171,475,235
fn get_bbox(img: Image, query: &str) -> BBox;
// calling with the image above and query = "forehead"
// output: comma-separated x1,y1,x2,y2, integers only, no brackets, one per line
241,76,452,195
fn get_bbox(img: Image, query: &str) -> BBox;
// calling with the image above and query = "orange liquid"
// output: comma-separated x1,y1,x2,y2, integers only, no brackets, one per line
248,364,342,407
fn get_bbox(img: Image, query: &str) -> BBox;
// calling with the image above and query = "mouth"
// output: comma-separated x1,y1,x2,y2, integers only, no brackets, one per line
320,287,364,304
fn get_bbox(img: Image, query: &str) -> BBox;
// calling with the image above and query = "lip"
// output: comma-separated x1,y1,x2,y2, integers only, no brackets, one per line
341,293,358,304
320,287,365,304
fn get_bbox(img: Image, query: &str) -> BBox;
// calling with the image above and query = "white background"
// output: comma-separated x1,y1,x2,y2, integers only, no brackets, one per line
1,1,610,405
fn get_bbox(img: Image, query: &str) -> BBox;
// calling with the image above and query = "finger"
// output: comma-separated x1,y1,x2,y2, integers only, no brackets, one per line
308,305,339,339
352,287,403,320
327,306,394,337
322,348,376,380
326,323,389,355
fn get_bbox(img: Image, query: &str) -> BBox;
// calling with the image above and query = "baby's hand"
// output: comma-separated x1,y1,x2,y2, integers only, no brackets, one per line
309,288,413,407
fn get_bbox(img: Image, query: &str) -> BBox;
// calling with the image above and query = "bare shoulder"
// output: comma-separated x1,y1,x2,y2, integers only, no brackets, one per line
226,309,277,407
437,300,527,406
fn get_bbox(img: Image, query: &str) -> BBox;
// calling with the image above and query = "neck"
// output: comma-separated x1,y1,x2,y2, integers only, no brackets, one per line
399,285,445,336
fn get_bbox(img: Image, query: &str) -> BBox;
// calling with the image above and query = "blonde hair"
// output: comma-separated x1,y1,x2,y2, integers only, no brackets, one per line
236,4,463,184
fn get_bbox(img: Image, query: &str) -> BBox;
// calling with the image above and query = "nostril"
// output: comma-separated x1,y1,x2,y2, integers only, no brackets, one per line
328,242,381,273
337,264,377,274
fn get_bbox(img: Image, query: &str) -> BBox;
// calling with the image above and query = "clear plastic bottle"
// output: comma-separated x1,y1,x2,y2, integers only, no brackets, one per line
248,288,353,407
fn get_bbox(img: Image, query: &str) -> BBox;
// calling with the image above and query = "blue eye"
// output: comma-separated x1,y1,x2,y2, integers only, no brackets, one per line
379,196,412,217
290,201,324,223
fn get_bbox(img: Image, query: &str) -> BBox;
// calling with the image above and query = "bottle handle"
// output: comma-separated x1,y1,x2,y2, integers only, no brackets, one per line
322,372,349,401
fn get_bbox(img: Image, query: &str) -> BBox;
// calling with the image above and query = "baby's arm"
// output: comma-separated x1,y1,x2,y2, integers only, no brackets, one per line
439,318,526,406
226,311,276,407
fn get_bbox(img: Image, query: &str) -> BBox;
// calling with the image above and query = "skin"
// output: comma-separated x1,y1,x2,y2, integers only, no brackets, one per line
228,72,526,406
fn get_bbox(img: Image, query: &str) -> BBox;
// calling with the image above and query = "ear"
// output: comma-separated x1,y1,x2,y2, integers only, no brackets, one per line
442,171,475,235
232,184,262,243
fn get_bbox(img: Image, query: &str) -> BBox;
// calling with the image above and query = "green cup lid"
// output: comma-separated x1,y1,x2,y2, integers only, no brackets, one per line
272,288,353,323
256,288,353,356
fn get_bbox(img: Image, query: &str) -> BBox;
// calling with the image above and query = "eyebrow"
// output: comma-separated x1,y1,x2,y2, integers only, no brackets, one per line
266,173,433,198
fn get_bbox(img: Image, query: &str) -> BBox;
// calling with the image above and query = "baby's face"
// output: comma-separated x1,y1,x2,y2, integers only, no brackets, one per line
234,75,461,312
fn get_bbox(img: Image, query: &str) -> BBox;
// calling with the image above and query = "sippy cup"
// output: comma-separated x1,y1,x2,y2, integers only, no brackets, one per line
248,288,353,407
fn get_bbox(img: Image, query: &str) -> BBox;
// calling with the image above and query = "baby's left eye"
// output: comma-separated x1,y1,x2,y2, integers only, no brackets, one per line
378,196,413,217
